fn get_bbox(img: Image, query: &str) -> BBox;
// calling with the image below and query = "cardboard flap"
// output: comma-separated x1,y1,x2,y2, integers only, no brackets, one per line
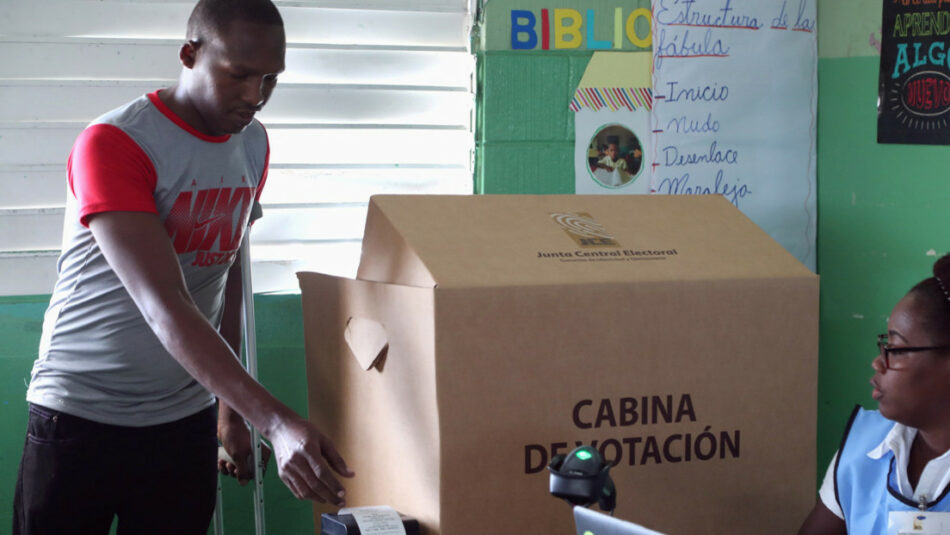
344,317,389,371
357,198,437,288
354,194,814,288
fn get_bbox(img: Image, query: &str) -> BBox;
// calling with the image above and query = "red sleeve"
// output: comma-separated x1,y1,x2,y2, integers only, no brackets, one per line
67,124,158,227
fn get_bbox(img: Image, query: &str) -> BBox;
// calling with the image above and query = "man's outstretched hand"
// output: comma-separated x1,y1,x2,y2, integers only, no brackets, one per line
267,415,355,505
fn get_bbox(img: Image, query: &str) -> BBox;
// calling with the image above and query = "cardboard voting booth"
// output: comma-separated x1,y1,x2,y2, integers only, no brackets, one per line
298,194,818,535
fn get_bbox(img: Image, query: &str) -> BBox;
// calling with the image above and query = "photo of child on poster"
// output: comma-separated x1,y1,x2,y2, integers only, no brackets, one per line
587,125,644,188
878,2,950,144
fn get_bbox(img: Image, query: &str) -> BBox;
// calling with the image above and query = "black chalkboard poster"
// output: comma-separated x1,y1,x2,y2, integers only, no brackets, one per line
879,2,950,144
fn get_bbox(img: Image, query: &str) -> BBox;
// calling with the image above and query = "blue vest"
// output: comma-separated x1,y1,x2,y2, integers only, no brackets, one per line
835,406,950,533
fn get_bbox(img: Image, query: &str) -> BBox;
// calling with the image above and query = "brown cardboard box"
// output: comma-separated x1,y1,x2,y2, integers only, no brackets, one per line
298,194,818,535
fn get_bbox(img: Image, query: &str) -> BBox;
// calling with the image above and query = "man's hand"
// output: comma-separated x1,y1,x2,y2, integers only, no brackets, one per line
267,415,354,505
218,415,272,485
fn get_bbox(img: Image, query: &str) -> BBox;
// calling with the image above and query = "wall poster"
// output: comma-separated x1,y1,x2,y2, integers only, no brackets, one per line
651,0,818,270
572,52,654,195
878,1,950,144
495,1,818,270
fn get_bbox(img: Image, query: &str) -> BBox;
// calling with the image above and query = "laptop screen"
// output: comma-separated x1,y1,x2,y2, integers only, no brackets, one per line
573,506,667,535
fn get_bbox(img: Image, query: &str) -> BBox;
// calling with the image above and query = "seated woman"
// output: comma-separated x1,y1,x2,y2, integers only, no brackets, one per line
798,254,950,534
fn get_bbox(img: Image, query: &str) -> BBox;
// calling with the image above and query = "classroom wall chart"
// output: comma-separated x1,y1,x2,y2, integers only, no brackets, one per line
651,0,818,270
878,1,950,145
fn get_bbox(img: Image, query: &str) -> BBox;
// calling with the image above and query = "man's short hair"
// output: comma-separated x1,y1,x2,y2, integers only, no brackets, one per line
186,0,283,42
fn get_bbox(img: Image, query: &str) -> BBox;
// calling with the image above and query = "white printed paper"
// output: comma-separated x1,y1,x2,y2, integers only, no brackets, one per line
339,505,407,535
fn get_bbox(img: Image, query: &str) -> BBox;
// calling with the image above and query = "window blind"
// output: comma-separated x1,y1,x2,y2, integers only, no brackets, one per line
0,0,476,295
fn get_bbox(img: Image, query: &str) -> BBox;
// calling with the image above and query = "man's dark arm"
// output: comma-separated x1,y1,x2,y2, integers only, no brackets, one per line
89,211,352,504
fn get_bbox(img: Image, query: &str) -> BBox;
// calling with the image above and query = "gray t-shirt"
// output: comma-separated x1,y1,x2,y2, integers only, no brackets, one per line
27,91,268,426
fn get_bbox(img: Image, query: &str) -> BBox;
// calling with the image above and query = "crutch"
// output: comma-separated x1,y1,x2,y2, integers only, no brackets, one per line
213,234,266,535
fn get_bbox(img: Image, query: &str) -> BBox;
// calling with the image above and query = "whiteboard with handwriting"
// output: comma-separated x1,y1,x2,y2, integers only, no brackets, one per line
650,0,817,270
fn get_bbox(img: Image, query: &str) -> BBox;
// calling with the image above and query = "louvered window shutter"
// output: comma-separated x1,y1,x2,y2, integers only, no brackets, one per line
0,0,475,295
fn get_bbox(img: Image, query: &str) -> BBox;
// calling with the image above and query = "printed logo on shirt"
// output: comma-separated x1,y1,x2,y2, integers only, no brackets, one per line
164,186,255,266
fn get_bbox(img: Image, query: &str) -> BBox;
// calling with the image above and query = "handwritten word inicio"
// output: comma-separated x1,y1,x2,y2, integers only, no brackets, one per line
664,80,729,103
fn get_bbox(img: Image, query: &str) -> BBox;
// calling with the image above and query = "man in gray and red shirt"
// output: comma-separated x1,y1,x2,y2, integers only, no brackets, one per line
14,1,352,533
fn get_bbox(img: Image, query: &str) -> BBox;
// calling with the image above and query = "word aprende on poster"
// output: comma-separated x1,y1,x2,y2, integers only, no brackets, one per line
879,3,950,144
510,7,652,50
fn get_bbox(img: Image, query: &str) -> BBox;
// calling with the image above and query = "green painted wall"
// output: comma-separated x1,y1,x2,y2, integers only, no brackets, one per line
815,0,950,482
0,294,315,534
476,51,587,193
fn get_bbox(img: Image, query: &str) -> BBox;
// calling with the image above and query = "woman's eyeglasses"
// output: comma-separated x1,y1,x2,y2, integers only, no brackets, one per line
877,334,950,370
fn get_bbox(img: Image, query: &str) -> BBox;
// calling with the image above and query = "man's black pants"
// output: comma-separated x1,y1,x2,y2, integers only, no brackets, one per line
13,403,218,535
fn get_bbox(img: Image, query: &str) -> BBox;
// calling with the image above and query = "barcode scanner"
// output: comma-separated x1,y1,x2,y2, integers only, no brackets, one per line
547,445,617,512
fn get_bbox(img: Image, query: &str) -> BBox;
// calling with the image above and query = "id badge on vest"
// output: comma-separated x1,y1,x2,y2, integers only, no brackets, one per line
888,511,950,534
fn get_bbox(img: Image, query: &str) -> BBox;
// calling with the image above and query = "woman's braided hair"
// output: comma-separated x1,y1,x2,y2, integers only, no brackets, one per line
908,254,950,344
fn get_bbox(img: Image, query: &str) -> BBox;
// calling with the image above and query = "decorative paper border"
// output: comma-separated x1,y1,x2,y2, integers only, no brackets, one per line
569,87,653,112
